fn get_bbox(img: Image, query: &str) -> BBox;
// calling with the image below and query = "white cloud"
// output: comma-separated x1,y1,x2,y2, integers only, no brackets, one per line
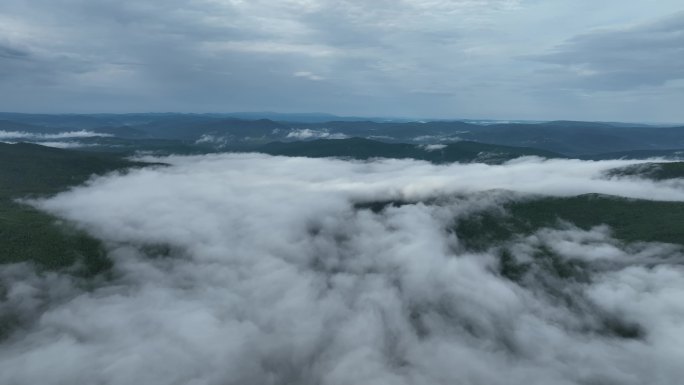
1,155,683,384
0,130,111,139
203,41,340,58
286,128,347,139
420,144,447,151
195,134,229,147
293,71,325,81
35,141,94,149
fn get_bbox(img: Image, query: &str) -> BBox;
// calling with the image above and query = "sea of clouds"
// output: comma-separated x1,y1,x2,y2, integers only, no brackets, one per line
1,154,684,385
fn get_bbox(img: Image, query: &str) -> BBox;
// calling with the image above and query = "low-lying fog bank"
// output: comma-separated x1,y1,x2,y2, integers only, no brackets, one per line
2,154,683,385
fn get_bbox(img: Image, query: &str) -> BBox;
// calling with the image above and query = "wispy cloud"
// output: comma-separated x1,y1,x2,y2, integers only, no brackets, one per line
0,130,111,139
293,71,325,81
286,128,346,139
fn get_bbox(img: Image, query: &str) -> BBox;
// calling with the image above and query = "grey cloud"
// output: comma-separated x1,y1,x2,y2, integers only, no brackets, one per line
0,0,527,115
0,155,683,384
0,42,30,60
0,0,682,120
0,42,33,81
530,12,684,91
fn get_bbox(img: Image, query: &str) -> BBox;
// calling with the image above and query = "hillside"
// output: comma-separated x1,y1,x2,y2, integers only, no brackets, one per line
0,142,153,275
606,162,684,180
2,113,684,156
256,137,564,163
364,193,684,250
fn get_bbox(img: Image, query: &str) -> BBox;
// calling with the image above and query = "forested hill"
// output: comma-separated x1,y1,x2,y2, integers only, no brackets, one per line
1,113,683,156
256,137,564,163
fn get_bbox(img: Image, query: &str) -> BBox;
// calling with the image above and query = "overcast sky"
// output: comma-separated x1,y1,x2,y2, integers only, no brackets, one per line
1,0,682,122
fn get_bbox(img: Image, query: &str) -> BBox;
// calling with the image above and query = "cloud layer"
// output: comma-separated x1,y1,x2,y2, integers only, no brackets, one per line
0,130,111,140
531,11,684,91
0,154,683,384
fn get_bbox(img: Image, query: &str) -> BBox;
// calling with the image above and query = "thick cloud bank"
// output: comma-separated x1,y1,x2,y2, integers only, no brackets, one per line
2,154,684,385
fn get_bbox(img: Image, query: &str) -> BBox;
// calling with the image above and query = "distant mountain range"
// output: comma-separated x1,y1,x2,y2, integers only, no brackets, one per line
1,112,684,157
257,137,564,164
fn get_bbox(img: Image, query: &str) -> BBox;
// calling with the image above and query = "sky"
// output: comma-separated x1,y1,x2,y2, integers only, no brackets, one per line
0,0,683,122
